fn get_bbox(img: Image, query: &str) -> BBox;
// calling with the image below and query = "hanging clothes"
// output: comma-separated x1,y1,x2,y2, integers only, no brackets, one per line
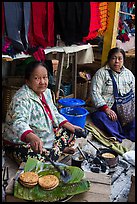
98,2,109,36
54,2,90,46
120,2,128,21
28,2,54,48
2,2,5,37
3,2,31,52
128,2,135,15
2,2,5,48
83,2,101,42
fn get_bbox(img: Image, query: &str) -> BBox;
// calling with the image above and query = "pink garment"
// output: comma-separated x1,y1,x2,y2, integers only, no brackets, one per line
83,2,101,42
2,37,12,53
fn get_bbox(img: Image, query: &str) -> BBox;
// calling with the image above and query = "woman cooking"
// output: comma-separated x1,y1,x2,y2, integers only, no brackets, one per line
3,61,82,165
90,47,135,142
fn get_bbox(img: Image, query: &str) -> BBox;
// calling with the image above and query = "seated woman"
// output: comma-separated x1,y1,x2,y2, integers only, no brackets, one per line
90,47,135,143
3,61,82,165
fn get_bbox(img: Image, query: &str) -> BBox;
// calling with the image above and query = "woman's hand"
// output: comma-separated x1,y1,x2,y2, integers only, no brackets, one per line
73,125,83,130
25,133,43,154
105,107,118,121
62,122,83,133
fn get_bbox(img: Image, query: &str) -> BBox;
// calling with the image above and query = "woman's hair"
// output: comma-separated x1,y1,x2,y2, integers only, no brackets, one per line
103,47,126,66
25,61,48,80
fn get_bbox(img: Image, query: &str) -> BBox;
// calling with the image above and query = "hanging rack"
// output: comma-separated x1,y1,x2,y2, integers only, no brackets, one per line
118,11,135,17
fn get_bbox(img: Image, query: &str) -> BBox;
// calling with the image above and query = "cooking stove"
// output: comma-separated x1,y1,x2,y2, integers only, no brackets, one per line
81,155,110,174
59,151,130,181
78,152,130,177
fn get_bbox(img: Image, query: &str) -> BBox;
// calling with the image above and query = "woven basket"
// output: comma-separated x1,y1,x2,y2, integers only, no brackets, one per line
4,76,25,87
2,76,24,121
76,81,88,100
125,53,135,75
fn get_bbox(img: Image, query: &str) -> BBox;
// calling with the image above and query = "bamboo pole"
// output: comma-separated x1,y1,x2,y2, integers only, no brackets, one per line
101,2,121,66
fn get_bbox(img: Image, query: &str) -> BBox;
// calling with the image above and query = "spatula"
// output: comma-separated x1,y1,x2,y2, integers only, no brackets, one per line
41,151,71,183
77,146,87,160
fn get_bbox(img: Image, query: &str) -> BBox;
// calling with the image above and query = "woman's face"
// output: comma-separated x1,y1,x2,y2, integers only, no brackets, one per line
108,51,124,72
26,65,48,96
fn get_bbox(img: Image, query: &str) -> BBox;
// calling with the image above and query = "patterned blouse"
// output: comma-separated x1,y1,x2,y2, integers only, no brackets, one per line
3,85,67,149
90,65,135,112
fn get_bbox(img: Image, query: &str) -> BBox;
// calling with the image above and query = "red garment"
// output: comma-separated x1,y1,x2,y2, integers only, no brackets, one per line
128,2,135,8
28,2,54,48
83,2,101,42
41,93,53,121
117,33,130,43
99,105,108,112
32,47,46,62
21,130,34,142
40,93,68,131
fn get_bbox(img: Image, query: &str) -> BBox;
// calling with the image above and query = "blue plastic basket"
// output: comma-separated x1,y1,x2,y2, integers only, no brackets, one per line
58,98,85,107
60,107,89,128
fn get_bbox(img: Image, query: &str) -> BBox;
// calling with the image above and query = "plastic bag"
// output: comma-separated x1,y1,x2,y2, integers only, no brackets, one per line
123,150,135,166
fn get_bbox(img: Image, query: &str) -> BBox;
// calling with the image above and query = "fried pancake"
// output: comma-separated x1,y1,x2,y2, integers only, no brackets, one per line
38,175,59,190
40,180,59,191
19,179,38,188
102,152,115,158
19,172,39,184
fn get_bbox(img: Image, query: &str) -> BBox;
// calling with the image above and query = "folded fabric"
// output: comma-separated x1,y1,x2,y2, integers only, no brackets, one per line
123,150,135,166
85,123,128,156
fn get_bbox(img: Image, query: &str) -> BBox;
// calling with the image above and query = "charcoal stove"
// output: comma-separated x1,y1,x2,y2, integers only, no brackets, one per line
81,154,110,174
81,153,130,184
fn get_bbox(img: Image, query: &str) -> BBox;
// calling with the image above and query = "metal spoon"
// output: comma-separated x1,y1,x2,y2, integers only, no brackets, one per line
41,151,71,183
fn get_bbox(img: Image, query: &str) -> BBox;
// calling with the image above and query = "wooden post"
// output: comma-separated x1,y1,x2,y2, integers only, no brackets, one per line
72,53,77,98
101,2,121,66
55,53,65,100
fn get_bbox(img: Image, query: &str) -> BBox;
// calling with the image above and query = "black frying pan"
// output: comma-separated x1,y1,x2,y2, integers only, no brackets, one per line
87,140,119,167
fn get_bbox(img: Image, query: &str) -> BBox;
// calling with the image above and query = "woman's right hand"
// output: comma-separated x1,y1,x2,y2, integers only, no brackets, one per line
25,133,43,154
105,107,118,121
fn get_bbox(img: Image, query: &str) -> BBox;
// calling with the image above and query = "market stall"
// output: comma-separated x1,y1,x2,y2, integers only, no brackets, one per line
2,2,135,202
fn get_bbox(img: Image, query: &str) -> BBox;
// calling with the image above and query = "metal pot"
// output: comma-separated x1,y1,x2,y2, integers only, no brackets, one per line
71,152,85,168
96,148,119,168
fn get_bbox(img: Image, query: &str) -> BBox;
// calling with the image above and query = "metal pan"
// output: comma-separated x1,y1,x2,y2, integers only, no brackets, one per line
87,140,119,168
96,148,119,168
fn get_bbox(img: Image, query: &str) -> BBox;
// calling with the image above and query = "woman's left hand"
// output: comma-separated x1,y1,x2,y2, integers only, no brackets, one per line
62,122,82,133
105,107,118,121
73,125,83,130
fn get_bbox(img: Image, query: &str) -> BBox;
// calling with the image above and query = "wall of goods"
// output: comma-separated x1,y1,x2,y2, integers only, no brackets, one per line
2,2,135,121
2,2,109,59
2,2,110,106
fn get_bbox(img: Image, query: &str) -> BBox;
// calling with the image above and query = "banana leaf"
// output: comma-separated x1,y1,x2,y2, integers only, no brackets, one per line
85,124,128,155
14,157,90,202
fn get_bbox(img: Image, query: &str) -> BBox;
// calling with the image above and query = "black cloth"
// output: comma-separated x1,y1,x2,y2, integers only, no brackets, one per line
54,2,90,45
